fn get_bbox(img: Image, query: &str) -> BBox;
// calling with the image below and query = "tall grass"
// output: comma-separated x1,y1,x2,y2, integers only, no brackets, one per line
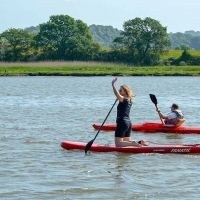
0,61,125,67
0,61,200,76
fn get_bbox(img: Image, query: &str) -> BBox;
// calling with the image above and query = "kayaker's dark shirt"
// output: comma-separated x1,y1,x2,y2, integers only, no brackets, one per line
117,98,132,121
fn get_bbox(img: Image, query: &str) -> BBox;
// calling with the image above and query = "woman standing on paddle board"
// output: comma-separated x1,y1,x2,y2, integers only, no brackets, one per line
112,78,148,147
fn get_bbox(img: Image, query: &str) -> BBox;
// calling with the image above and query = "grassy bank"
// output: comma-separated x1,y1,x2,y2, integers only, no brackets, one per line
0,61,200,76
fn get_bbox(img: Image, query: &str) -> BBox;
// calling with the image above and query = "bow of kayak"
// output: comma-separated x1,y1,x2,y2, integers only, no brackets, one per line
61,141,200,154
92,122,200,134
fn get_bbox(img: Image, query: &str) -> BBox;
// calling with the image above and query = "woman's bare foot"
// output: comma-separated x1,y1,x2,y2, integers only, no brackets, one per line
140,140,148,146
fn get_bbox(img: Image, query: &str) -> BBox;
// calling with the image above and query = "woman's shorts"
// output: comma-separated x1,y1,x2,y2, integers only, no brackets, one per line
115,119,132,138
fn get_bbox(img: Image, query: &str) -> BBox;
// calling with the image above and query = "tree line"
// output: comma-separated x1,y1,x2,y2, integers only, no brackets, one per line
25,24,200,50
0,14,200,66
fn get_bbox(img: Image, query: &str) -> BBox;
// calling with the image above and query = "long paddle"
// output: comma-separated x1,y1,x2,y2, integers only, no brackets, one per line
85,99,118,154
149,94,164,124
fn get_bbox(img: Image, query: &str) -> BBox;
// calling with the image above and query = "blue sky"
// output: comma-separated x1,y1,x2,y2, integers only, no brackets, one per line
0,0,200,33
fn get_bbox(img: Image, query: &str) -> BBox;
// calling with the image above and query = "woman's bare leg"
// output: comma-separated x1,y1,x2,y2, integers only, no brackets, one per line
115,137,149,147
115,137,142,147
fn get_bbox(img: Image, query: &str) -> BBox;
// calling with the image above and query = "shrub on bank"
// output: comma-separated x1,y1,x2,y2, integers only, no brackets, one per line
164,50,200,66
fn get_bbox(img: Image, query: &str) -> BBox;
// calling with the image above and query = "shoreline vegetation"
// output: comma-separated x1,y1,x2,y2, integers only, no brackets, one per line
1,61,200,76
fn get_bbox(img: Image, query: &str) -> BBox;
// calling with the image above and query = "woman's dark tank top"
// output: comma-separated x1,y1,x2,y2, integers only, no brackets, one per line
117,98,132,121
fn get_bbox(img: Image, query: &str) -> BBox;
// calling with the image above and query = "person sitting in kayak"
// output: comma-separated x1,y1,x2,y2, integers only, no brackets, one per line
112,78,148,147
156,103,184,125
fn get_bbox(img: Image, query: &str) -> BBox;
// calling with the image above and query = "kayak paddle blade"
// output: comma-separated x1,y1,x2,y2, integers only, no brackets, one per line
149,94,164,124
149,94,157,106
85,139,94,154
84,99,117,155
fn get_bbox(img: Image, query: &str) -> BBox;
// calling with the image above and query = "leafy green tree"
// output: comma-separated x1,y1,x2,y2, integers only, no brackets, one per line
0,28,34,61
34,15,98,61
112,17,171,65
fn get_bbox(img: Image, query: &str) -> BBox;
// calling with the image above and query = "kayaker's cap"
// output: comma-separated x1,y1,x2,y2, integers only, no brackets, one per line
171,103,179,109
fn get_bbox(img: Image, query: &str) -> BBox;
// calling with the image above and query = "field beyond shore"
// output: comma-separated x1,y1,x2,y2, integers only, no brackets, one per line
0,61,200,76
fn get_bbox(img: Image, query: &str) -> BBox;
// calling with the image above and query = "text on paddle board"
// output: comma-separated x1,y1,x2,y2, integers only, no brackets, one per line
171,149,191,153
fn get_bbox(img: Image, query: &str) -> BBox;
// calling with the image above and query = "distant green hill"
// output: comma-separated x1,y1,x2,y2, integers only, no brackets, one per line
89,24,121,47
168,32,200,50
184,30,200,37
24,26,40,34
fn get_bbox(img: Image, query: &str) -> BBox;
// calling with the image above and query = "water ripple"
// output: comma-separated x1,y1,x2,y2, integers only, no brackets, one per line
1,76,200,200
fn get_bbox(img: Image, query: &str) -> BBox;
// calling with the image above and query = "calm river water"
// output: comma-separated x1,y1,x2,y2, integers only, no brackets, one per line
1,76,200,200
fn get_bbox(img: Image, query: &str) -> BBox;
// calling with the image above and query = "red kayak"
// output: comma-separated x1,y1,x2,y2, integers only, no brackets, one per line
61,141,200,154
93,122,200,134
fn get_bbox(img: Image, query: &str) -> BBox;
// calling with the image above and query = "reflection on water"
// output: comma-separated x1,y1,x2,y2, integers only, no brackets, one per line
1,76,200,199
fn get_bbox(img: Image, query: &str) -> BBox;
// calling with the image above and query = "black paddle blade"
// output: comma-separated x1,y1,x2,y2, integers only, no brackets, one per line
85,139,94,154
149,94,157,106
